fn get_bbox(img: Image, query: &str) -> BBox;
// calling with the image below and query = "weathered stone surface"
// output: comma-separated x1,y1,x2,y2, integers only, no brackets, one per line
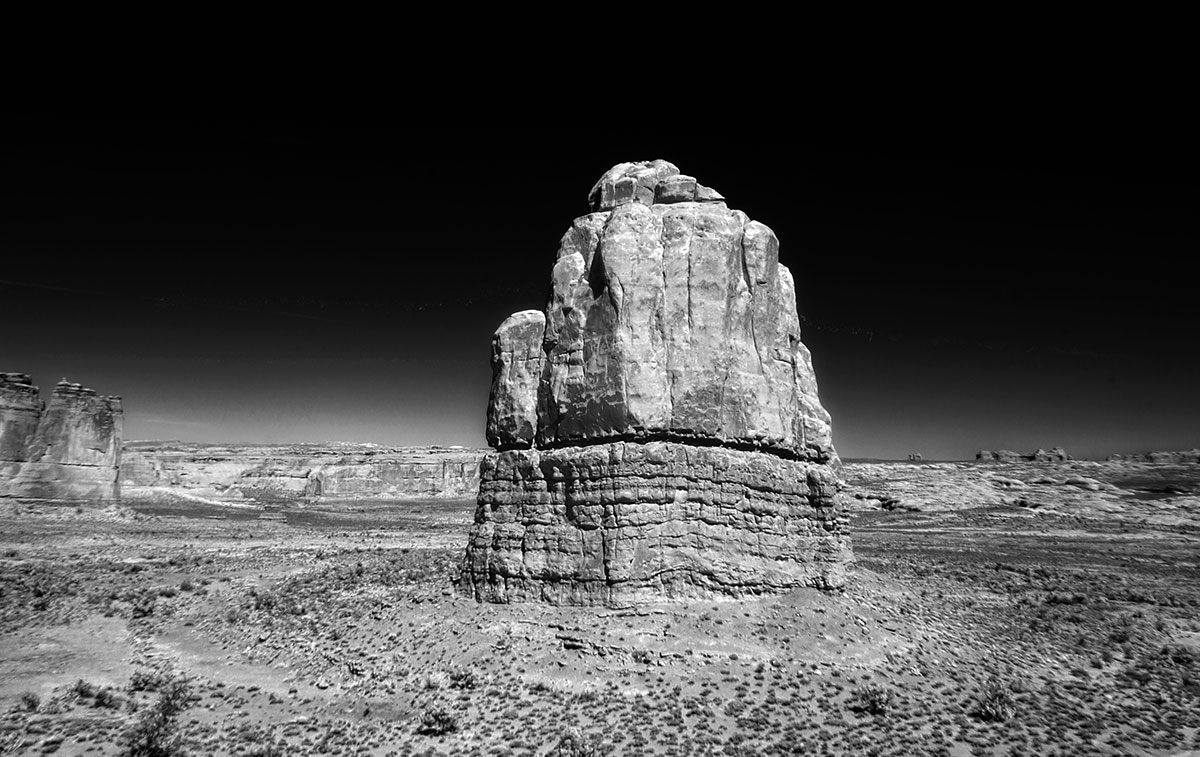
654,174,698,204
0,374,41,463
462,161,849,604
977,447,1071,463
538,185,835,461
588,160,680,212
1,377,123,500
976,450,1021,463
120,442,484,502
1109,449,1200,464
486,311,546,450
463,442,849,604
1032,447,1071,462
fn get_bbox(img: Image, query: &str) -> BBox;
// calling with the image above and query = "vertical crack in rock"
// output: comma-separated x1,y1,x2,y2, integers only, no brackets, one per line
460,161,850,605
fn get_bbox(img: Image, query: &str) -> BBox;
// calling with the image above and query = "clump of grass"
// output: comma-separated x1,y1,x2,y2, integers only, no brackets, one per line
849,684,895,716
18,691,40,712
974,678,1016,722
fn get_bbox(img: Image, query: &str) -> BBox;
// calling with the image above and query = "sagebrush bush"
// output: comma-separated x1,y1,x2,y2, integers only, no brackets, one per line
448,669,480,690
975,678,1016,722
129,669,170,693
121,677,192,757
70,679,98,699
417,706,458,735
551,727,600,756
850,684,895,716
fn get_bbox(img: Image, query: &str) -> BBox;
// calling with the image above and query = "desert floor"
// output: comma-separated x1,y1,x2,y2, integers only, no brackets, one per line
1,460,1199,756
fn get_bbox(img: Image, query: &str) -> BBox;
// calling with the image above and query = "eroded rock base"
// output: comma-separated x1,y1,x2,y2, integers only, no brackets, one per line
460,440,850,604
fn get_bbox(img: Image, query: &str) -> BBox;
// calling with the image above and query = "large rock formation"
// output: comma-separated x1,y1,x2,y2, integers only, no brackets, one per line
460,160,851,605
1107,449,1200,464
120,442,484,502
976,447,1071,463
0,375,123,499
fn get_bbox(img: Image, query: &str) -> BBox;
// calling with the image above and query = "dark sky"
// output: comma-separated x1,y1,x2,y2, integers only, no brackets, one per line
2,118,1195,460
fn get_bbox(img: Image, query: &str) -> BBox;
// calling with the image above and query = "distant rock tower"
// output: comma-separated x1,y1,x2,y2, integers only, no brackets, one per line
459,160,851,605
0,374,123,500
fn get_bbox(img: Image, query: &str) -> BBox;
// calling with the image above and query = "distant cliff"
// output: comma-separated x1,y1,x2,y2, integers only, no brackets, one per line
976,447,1071,463
1107,449,1200,464
120,442,485,503
0,374,123,500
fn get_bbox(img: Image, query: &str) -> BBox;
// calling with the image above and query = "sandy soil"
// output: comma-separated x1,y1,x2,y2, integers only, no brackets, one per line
1,461,1199,756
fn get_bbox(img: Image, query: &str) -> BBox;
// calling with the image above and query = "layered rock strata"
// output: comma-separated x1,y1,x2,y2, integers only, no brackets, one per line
0,375,123,499
461,160,850,604
1107,450,1200,464
120,442,484,502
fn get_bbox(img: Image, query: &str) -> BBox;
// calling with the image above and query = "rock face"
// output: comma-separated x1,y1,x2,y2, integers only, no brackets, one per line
461,160,850,605
120,442,484,503
0,375,123,499
0,374,42,465
1108,450,1200,464
977,447,1071,463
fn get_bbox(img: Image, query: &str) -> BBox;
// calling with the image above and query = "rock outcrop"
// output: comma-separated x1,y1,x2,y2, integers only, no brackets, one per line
976,447,1071,463
460,160,850,605
0,374,42,466
120,442,484,503
0,375,123,499
1107,450,1200,464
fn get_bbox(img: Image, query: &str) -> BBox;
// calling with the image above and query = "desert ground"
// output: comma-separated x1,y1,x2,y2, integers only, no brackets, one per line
2,459,1199,756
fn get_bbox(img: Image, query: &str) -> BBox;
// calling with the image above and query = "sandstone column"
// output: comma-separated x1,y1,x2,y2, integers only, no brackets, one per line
459,161,851,604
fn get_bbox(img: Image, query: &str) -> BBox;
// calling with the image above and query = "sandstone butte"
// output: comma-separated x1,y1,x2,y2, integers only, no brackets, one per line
459,160,852,605
0,373,123,500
